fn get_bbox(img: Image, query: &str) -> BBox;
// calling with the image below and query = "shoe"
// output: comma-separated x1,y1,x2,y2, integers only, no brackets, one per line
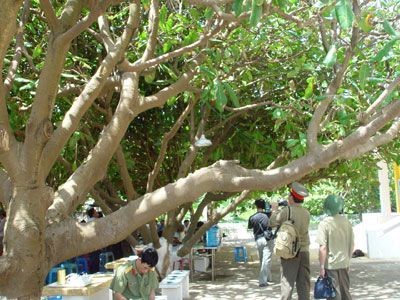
259,283,268,287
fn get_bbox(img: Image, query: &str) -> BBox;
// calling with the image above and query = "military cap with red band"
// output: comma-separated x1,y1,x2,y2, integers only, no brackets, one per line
289,182,309,201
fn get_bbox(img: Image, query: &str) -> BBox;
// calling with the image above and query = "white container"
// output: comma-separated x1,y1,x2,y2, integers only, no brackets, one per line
170,270,190,298
193,256,210,272
159,277,184,300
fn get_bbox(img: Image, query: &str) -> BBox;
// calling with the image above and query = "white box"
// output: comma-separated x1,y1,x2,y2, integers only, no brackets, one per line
159,277,183,300
193,256,210,272
170,270,190,298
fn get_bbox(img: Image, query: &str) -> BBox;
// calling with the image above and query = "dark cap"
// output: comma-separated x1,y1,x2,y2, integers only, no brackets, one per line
289,182,309,201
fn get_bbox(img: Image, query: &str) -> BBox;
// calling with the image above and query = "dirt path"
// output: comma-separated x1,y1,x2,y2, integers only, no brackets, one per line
187,226,400,300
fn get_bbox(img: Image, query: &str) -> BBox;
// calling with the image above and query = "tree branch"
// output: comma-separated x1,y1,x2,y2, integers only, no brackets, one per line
40,3,139,178
142,56,202,111
46,92,400,261
361,77,400,123
39,0,59,32
147,98,198,192
307,7,360,152
4,1,30,95
57,2,107,45
119,21,226,73
141,0,160,63
178,190,249,256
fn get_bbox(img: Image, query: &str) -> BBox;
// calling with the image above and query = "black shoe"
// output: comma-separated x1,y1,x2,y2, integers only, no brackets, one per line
259,283,268,287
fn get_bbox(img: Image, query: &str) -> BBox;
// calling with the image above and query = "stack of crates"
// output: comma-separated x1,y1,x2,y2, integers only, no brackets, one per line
205,225,220,247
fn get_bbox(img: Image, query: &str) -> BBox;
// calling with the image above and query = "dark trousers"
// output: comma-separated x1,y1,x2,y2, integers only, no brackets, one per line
326,268,352,300
280,251,310,300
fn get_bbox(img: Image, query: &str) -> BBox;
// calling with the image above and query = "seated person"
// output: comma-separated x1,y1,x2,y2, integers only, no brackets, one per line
183,219,190,234
110,247,159,300
172,224,185,246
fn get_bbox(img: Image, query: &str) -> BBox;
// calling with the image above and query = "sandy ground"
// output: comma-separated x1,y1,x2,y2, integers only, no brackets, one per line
186,224,400,300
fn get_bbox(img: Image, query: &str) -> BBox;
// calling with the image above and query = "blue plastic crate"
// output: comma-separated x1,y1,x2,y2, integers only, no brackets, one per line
233,246,248,262
99,251,114,272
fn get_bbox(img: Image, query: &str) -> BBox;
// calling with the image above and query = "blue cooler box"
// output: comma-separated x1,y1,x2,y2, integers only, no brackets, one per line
205,225,220,247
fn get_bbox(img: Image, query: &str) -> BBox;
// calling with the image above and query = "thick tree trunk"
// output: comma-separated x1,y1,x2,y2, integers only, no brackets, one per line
0,186,53,298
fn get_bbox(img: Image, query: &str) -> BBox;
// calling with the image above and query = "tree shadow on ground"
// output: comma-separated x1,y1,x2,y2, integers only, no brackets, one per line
187,241,400,300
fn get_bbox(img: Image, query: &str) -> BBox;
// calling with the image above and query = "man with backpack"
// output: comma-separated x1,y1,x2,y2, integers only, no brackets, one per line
248,198,274,287
270,182,311,300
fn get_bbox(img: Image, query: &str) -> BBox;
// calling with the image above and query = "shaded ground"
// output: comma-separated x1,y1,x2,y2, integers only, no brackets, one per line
187,225,400,300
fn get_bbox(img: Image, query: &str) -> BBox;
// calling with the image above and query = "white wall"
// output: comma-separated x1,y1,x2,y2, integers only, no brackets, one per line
355,213,400,258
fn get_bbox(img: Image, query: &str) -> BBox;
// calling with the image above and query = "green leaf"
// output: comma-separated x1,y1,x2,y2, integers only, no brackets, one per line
323,45,337,67
32,45,42,59
204,8,214,19
19,82,35,91
272,108,286,119
214,82,228,113
383,19,398,37
286,138,298,148
61,73,79,79
199,66,216,81
359,64,370,89
371,38,398,62
159,65,178,80
359,13,373,33
164,18,173,32
223,83,240,107
183,31,199,46
15,77,33,83
304,77,315,99
144,71,156,83
163,41,172,53
232,0,243,16
250,0,263,27
159,5,168,24
335,0,354,30
167,96,177,106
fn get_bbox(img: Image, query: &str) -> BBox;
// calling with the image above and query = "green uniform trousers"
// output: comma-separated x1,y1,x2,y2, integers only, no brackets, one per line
280,251,310,300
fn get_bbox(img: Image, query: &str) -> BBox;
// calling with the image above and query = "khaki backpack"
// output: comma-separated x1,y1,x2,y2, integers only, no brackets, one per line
274,206,300,259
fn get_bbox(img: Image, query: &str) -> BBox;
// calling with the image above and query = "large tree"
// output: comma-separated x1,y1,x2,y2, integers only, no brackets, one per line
0,0,399,297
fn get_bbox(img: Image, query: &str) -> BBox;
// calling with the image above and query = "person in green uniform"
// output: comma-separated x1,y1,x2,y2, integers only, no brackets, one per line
110,247,159,300
316,195,354,300
270,182,311,300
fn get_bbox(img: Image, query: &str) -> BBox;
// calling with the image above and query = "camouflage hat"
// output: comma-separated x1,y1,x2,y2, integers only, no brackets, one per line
289,182,309,201
324,194,344,216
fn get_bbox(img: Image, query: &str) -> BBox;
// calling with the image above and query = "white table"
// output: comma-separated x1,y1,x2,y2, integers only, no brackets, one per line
42,274,114,300
189,245,219,281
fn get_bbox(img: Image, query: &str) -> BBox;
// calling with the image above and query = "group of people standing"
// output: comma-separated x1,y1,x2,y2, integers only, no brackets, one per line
248,182,354,300
106,181,354,300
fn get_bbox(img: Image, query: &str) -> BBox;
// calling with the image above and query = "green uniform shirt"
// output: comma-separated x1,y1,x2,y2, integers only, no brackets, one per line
109,259,159,300
316,214,354,269
270,204,310,252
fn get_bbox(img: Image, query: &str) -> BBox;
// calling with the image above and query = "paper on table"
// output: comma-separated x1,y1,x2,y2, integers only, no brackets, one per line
47,281,91,288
